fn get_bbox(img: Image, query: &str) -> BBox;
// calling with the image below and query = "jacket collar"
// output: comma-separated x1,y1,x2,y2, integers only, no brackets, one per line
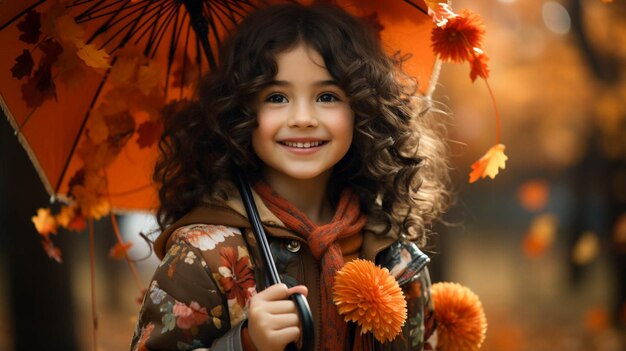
154,183,398,261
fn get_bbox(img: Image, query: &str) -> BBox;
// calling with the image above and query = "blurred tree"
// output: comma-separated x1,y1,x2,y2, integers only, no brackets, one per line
0,113,78,350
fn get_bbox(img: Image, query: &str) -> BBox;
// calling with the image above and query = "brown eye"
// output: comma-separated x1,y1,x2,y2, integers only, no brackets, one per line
317,93,339,103
266,94,288,103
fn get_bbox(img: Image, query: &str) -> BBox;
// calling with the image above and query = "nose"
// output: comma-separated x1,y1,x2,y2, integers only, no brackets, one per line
287,100,318,128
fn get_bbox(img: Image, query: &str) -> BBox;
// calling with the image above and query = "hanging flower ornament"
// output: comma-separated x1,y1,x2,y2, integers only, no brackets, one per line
428,2,508,183
333,259,407,344
431,282,487,351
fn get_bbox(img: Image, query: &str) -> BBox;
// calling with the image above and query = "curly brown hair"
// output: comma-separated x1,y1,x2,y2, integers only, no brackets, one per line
154,3,451,245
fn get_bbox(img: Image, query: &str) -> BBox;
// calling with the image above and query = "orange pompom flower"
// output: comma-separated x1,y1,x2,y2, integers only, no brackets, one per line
333,259,407,343
431,282,487,351
431,8,486,63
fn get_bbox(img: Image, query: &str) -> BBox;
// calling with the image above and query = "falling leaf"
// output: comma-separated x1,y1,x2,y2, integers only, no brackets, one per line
55,204,86,232
41,238,63,263
10,50,34,79
109,50,141,84
32,208,58,237
522,214,557,259
21,62,57,108
76,44,111,69
584,306,609,333
136,120,163,149
469,144,508,183
518,179,550,212
17,11,41,44
469,49,490,82
109,241,134,260
71,171,111,219
572,231,600,265
40,39,64,66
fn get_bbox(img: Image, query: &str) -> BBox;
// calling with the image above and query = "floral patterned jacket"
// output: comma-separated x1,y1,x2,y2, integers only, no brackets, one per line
131,188,437,351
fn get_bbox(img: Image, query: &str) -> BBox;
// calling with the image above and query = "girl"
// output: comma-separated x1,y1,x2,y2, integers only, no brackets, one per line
132,3,450,350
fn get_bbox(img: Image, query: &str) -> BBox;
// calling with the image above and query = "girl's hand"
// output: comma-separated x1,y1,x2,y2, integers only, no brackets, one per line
247,284,308,351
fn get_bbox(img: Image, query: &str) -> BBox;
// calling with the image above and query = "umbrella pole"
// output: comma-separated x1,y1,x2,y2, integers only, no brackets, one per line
181,0,217,70
235,171,314,351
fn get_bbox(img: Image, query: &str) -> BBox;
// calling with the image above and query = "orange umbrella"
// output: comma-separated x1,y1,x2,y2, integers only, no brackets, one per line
1,0,439,215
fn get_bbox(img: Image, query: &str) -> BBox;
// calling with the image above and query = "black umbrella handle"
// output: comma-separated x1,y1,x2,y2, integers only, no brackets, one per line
235,172,314,351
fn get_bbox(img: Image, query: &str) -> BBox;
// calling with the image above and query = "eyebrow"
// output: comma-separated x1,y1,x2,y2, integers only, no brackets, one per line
270,79,339,88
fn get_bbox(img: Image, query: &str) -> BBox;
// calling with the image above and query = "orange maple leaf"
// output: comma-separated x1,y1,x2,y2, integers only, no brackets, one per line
518,179,550,212
32,208,57,237
469,144,508,183
77,44,111,69
522,214,557,259
41,238,63,263
55,204,86,232
109,241,133,260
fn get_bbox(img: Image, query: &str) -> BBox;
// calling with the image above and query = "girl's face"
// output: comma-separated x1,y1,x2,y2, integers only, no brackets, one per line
252,44,354,183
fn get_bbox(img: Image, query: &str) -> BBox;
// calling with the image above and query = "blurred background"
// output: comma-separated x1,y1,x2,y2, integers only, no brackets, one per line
1,0,624,350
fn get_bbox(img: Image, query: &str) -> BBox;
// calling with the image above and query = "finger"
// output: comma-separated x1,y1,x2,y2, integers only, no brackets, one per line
256,283,290,301
267,313,301,330
271,326,301,345
286,285,308,297
263,300,298,314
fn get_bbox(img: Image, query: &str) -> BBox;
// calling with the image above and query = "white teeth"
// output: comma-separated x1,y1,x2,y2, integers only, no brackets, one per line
282,141,324,148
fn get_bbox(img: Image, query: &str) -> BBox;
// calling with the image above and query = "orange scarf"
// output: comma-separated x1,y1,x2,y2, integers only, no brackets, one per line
254,181,367,351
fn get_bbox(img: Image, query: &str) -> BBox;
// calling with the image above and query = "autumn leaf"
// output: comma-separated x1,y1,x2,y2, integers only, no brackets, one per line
87,110,109,144
572,231,600,265
41,238,63,263
40,39,64,66
584,306,609,333
11,50,34,79
17,11,41,44
76,44,111,69
522,214,557,259
469,49,490,82
109,241,133,260
56,204,86,232
136,120,163,149
469,144,508,183
32,208,58,237
71,171,111,219
518,179,549,212
21,62,57,108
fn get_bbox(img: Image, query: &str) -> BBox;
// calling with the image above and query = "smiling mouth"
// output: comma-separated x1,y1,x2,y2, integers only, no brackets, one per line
279,140,327,149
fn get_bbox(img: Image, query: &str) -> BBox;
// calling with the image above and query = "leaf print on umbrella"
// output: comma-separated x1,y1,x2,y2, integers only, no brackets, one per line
174,225,239,251
217,246,256,308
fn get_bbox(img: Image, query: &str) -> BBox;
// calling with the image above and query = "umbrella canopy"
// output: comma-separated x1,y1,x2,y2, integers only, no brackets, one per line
0,0,439,215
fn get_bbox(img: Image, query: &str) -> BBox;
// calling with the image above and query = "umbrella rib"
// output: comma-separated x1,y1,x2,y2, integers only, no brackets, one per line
402,0,428,15
144,2,178,58
0,0,46,30
204,4,223,53
72,0,122,22
128,1,178,52
82,0,135,46
163,7,183,96
179,15,193,98
142,0,164,56
54,62,115,196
